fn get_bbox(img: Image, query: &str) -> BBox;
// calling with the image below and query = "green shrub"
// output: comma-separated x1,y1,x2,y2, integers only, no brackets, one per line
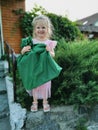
75,117,87,130
51,39,98,107
13,5,82,40
47,13,81,41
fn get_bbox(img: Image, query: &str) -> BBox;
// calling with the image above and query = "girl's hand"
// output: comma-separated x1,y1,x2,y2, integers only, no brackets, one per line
50,51,55,57
21,46,31,54
46,45,55,57
46,45,50,51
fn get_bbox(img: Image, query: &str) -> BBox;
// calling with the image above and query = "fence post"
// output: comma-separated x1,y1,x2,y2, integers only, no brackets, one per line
5,41,17,102
5,42,11,73
11,48,17,102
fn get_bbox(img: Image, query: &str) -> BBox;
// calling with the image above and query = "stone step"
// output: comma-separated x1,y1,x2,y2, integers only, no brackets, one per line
0,77,7,93
0,116,11,130
0,94,9,119
0,90,7,94
50,106,79,122
0,69,5,72
57,114,87,130
0,111,10,119
24,105,87,130
0,73,8,78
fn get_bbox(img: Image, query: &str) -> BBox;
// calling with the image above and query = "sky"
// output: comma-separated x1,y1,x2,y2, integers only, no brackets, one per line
25,0,98,21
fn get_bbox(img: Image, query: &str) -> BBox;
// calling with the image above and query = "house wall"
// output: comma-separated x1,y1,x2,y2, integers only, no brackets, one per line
1,0,25,53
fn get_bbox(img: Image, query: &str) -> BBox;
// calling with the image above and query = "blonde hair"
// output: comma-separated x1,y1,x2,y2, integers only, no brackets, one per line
32,15,53,38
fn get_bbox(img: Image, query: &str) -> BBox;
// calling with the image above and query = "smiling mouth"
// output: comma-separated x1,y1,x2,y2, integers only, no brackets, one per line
39,32,44,34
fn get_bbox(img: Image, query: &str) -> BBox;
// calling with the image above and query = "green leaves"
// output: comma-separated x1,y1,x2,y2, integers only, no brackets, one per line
51,39,98,107
13,5,82,40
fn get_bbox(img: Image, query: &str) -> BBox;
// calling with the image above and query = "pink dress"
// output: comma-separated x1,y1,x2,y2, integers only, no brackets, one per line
27,39,57,99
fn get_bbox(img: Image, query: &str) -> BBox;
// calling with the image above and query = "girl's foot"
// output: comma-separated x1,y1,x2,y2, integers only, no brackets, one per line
43,101,50,112
31,102,38,112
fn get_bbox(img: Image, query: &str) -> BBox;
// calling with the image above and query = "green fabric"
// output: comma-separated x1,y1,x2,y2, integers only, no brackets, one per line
20,36,33,49
17,37,62,90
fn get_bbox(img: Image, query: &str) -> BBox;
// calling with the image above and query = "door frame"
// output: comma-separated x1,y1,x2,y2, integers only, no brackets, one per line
0,5,4,59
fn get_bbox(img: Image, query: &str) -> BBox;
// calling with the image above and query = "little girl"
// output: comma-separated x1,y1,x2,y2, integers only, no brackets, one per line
17,15,62,112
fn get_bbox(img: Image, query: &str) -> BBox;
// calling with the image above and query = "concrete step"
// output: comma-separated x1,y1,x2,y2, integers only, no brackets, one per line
0,94,9,119
24,105,87,130
0,116,11,130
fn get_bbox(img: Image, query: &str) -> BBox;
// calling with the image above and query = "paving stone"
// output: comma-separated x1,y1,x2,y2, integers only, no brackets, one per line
0,116,11,130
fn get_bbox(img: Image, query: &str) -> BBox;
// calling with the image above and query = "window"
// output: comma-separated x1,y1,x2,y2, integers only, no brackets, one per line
83,21,88,25
94,21,98,26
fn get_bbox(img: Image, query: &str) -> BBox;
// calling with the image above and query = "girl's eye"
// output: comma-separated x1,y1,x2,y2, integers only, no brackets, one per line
42,27,46,29
36,26,46,29
37,27,40,29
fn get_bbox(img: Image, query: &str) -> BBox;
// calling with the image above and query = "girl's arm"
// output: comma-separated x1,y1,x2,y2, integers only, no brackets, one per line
46,40,57,57
46,46,55,57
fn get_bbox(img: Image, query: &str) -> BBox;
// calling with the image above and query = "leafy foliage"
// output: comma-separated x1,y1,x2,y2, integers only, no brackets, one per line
13,5,82,40
51,39,98,107
75,118,88,130
47,13,81,41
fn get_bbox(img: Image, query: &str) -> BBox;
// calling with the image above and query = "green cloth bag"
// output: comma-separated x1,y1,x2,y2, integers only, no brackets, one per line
17,37,62,90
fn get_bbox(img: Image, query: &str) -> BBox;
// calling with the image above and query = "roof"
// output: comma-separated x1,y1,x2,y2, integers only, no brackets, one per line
77,13,98,33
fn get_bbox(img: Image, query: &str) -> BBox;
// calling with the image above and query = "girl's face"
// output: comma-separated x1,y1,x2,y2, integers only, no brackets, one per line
34,20,48,40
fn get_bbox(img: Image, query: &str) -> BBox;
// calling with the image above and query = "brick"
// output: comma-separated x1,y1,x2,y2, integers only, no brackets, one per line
1,0,25,53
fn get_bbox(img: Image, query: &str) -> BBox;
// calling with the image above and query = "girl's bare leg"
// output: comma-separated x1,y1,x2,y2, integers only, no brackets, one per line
43,98,50,112
31,93,38,112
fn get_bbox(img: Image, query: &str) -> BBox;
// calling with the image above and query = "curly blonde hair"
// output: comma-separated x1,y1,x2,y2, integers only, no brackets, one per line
32,15,53,39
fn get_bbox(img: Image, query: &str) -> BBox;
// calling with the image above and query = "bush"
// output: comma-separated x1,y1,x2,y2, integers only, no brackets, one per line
13,5,82,40
47,13,81,41
51,39,98,107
